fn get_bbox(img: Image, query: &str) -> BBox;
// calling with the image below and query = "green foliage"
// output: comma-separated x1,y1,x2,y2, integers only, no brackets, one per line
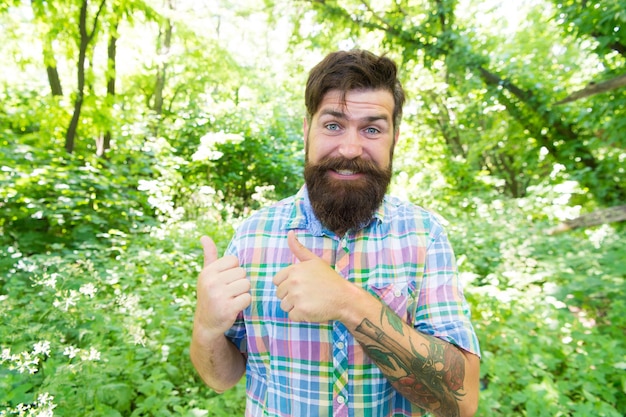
298,0,626,205
159,100,304,219
0,220,246,416
1,0,625,415
193,124,302,217
551,0,626,59
448,196,626,416
0,138,157,255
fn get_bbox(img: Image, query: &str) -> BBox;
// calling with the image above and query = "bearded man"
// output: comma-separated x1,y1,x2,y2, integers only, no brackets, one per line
190,49,481,417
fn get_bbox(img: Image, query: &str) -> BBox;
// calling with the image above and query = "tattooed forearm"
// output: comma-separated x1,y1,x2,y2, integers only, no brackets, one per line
355,308,466,417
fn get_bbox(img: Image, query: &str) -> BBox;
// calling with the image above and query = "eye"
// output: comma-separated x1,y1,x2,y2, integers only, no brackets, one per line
325,123,341,131
364,127,380,135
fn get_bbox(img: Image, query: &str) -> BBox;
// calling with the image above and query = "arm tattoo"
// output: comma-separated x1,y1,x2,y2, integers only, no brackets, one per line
355,307,466,417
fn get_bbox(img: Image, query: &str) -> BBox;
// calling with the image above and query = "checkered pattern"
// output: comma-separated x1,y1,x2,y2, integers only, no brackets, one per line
224,186,480,417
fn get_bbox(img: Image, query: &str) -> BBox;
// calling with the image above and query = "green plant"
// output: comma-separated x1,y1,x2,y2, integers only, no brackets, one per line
0,219,245,416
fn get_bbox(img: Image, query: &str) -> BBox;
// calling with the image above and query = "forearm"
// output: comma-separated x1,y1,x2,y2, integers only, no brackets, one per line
189,326,246,393
340,286,479,417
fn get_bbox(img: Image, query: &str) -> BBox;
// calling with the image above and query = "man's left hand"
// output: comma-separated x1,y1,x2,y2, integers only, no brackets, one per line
273,231,351,322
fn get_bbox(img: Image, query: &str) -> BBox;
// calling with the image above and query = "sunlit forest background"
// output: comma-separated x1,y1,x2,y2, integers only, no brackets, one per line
1,0,624,415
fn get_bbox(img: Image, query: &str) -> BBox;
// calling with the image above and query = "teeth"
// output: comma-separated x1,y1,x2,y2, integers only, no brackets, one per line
336,169,356,175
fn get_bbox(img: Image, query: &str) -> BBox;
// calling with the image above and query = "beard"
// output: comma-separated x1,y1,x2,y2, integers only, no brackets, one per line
304,155,393,236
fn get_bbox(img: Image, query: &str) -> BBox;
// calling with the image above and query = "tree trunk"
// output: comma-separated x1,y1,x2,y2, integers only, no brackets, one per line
32,1,64,96
64,0,107,154
44,36,63,97
425,91,467,159
65,1,89,153
99,27,118,157
46,66,63,96
153,15,172,116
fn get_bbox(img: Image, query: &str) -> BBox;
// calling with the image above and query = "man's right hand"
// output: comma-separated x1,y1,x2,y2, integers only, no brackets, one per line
194,236,251,338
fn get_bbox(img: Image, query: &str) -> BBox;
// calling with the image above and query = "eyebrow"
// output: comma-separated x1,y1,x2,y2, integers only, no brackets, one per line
319,109,390,124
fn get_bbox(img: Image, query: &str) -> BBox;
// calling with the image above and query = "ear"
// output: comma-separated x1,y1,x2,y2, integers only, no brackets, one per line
394,127,400,145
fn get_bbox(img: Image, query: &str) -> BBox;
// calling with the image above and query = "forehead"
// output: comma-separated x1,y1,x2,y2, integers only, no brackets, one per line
315,89,394,121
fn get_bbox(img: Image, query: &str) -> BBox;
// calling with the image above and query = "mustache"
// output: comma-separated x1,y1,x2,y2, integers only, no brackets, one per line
310,157,387,175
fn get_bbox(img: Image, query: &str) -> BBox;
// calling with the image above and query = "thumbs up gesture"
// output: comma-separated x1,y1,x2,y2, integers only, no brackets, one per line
194,236,251,338
273,231,352,323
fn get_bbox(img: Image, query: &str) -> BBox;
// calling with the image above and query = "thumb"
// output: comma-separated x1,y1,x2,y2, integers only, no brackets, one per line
287,230,317,262
200,235,218,267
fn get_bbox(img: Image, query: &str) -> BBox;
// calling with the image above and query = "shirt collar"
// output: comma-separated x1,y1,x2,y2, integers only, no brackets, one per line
285,185,385,236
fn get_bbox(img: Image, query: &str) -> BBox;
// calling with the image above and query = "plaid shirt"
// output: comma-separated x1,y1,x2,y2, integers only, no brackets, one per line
225,186,480,417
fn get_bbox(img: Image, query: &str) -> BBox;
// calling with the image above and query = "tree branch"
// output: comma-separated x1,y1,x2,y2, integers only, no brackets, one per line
555,73,626,105
547,205,626,235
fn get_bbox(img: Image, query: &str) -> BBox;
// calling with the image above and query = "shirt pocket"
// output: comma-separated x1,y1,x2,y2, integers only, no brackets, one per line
366,279,412,322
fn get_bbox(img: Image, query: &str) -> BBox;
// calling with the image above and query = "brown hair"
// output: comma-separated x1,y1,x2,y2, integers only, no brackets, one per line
305,49,405,134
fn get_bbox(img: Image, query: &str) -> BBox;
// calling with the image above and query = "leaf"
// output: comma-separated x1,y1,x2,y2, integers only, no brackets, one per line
385,307,405,336
367,347,396,370
96,383,133,411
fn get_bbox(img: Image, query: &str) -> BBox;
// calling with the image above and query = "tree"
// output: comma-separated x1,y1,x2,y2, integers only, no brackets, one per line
65,0,106,154
152,0,173,119
31,1,64,96
97,12,118,156
288,0,625,205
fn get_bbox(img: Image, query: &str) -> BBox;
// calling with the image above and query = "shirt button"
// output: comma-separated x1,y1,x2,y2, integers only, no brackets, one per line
394,289,402,297
337,396,346,404
337,342,345,349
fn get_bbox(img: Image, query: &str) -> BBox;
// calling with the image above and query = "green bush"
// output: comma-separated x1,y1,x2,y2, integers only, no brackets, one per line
447,193,626,416
0,220,246,416
0,143,157,256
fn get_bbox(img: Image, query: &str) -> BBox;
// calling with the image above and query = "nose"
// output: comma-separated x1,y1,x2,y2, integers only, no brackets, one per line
338,129,363,159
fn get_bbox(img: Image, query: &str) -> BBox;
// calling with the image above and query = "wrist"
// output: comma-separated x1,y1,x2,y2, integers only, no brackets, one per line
337,283,380,330
192,317,227,347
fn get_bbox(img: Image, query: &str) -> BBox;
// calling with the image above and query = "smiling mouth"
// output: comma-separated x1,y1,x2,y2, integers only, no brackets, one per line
329,169,365,180
334,169,357,175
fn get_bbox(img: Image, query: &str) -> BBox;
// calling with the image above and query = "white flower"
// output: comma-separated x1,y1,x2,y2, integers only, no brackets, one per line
35,392,57,417
79,283,97,298
37,392,54,405
127,324,146,346
42,273,58,288
1,348,12,362
16,259,37,273
105,269,120,285
160,345,170,362
117,293,140,314
30,272,58,289
54,290,80,312
80,347,101,361
15,351,39,374
32,341,51,357
63,346,81,359
34,408,55,417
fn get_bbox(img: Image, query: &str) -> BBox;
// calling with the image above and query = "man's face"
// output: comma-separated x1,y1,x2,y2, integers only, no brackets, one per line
303,89,399,235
